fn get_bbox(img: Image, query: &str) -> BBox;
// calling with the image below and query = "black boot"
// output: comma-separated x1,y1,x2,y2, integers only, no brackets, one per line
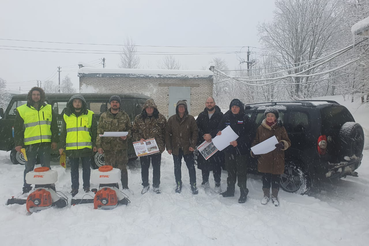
238,188,248,203
175,181,182,193
221,186,235,197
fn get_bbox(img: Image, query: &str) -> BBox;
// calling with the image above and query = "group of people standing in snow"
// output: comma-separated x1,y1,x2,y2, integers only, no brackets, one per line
14,86,291,206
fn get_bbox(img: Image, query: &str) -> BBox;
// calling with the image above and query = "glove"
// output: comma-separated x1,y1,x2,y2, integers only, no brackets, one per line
275,142,284,150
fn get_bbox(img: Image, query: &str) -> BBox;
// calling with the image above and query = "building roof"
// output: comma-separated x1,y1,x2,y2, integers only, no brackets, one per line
78,67,213,79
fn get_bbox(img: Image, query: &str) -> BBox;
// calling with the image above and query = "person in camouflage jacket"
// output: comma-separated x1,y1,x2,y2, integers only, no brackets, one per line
131,99,167,194
96,95,132,189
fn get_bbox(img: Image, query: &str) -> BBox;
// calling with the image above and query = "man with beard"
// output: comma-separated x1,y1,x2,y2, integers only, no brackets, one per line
217,99,251,203
14,87,59,194
96,95,131,190
59,94,97,197
196,97,224,192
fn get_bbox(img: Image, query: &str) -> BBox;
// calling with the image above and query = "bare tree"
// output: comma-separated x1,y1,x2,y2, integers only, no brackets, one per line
161,56,181,70
43,80,59,93
119,38,140,69
60,76,76,93
259,0,343,99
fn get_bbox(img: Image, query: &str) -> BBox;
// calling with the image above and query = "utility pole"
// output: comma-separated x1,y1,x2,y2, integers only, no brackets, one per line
58,66,61,93
246,47,255,76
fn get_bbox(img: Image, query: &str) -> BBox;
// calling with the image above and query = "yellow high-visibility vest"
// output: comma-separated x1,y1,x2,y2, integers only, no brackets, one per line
17,104,53,145
64,110,94,150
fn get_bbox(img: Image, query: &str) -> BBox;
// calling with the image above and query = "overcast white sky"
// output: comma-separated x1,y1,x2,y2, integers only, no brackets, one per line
0,0,276,93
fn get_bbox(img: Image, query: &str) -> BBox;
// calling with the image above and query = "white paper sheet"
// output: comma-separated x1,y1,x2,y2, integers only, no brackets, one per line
212,126,239,151
251,135,279,155
99,131,128,137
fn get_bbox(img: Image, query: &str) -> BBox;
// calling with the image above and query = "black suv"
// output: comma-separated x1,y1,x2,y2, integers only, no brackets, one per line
244,100,364,193
0,93,150,168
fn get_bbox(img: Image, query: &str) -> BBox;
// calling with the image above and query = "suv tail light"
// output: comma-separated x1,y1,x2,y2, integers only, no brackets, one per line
317,135,327,155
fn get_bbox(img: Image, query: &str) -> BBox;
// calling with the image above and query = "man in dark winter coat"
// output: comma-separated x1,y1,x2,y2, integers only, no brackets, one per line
217,99,251,203
166,100,199,194
132,99,167,194
196,97,224,192
59,94,97,197
14,87,59,194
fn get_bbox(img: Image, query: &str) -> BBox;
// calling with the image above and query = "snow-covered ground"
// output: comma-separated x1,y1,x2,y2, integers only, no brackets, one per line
0,95,368,246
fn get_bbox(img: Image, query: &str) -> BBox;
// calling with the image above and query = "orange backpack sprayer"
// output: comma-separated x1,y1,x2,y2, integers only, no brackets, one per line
7,167,67,213
72,165,130,209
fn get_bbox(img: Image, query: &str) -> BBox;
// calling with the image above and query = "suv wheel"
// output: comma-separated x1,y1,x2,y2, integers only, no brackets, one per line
339,122,364,158
280,163,308,194
92,152,105,169
10,149,26,165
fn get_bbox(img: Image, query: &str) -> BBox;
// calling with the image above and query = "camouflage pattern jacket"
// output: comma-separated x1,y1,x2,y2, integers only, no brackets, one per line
132,104,167,153
96,109,131,151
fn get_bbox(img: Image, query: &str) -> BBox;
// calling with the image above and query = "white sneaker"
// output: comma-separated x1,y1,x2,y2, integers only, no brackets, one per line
153,187,161,194
271,195,279,206
261,196,270,205
141,185,150,194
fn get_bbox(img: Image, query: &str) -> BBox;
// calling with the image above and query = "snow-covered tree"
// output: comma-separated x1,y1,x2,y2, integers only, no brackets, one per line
0,77,10,110
60,76,76,93
259,0,344,99
119,38,140,69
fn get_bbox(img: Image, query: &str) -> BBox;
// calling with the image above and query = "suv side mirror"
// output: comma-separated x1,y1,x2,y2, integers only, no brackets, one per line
0,108,4,118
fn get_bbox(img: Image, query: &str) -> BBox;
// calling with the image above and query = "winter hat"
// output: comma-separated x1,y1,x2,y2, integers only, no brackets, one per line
109,95,121,104
176,100,187,108
143,99,158,110
229,99,244,110
264,107,279,119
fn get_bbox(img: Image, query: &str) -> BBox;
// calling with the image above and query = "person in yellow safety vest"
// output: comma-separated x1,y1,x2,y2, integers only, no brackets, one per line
14,87,59,194
59,94,97,197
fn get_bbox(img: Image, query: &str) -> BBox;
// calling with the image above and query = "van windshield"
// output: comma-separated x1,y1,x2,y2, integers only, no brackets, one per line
7,101,27,116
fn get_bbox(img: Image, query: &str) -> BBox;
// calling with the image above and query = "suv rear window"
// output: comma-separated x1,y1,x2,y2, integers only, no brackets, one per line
321,106,354,134
287,111,310,133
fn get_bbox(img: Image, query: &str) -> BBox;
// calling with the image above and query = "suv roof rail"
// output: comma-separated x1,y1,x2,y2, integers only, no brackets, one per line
245,100,339,109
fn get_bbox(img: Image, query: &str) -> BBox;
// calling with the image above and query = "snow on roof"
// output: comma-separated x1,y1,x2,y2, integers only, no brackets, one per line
351,16,369,36
78,67,213,79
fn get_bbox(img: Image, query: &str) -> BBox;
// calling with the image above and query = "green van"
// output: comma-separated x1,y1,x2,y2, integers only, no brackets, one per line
0,93,150,168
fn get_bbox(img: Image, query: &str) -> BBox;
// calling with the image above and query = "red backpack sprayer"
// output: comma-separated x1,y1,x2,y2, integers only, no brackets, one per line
72,165,130,209
6,167,67,213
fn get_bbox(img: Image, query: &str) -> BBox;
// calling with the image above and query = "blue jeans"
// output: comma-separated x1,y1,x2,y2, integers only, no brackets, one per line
173,149,196,185
23,143,51,188
69,156,91,190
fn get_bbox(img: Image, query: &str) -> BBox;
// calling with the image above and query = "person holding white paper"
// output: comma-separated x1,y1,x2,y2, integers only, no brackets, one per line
217,99,252,203
96,95,131,190
132,99,167,194
196,97,224,193
251,107,291,206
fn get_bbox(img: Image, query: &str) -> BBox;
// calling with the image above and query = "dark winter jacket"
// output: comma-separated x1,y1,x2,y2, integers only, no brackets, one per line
14,88,59,147
131,99,167,153
196,106,224,167
60,94,97,158
252,119,291,175
217,99,252,156
166,102,198,156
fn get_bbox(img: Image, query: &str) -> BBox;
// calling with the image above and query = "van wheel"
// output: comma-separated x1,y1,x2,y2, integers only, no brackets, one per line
339,122,364,158
10,149,26,165
280,163,308,194
92,152,105,169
